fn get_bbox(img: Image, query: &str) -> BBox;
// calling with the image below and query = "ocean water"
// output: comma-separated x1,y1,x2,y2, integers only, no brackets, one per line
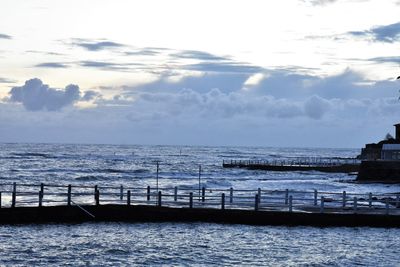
0,143,399,266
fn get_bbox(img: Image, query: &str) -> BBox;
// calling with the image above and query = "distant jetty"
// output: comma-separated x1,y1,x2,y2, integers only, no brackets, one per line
223,158,360,173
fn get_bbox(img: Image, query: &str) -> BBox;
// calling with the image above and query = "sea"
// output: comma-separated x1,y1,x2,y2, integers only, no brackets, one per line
0,143,399,266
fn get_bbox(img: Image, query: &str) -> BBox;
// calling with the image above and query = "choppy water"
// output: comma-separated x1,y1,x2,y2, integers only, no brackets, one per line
0,143,399,266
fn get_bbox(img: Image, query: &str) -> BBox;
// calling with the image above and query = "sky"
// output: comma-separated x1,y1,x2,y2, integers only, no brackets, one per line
0,0,400,148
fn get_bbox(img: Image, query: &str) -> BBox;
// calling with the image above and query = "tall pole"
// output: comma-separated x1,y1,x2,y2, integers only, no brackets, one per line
156,161,159,193
198,165,201,201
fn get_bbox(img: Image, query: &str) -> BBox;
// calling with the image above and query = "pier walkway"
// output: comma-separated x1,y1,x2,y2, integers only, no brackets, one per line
223,158,360,173
0,182,399,227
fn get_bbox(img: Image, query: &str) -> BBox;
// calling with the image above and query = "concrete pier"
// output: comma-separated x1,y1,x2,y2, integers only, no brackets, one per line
0,204,399,227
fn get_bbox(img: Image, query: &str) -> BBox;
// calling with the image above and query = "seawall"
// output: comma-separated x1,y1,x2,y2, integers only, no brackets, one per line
1,204,399,228
357,160,400,182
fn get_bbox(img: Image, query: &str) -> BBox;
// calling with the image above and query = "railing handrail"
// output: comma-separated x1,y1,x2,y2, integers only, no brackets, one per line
0,182,398,216
0,182,396,196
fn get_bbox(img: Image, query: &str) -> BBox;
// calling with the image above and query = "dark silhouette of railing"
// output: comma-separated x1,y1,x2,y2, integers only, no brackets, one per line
0,182,399,216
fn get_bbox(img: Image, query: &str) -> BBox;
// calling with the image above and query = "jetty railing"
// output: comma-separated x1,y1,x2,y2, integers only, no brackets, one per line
223,158,361,167
0,182,398,215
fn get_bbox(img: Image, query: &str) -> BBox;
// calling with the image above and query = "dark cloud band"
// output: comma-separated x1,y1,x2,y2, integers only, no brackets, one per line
0,33,11,39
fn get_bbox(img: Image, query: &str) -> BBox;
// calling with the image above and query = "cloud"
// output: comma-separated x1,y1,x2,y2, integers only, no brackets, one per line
304,95,331,119
121,88,308,121
79,61,119,68
348,22,400,43
82,90,101,101
368,56,400,64
127,72,249,94
0,33,11,39
35,62,70,68
0,77,16,84
60,41,262,75
26,50,64,56
2,68,400,147
184,62,263,74
7,78,81,111
78,60,145,72
244,68,397,100
124,48,160,56
71,39,124,51
242,73,269,91
303,0,338,6
171,50,227,61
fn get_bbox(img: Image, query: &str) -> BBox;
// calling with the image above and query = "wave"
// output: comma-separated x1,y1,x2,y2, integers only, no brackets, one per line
100,168,147,174
132,169,149,174
205,179,232,188
75,175,102,181
10,152,55,158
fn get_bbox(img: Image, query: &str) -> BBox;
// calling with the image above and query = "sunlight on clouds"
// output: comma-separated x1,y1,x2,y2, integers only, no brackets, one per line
242,73,268,91
165,71,204,83
75,101,97,109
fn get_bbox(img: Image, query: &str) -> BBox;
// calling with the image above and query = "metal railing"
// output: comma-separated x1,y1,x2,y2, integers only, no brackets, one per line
0,182,398,215
223,157,360,167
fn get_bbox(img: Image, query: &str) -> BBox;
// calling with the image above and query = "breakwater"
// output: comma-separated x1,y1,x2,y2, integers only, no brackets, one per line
0,182,399,227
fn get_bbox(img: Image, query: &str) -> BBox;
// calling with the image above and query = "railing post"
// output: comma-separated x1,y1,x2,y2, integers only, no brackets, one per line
94,185,98,203
127,190,131,206
258,188,261,203
229,187,233,204
342,191,346,208
11,182,16,208
289,195,293,212
120,185,124,200
202,187,205,202
158,191,162,207
0,192,2,208
221,193,225,210
189,192,193,208
320,196,325,213
39,183,44,207
255,194,259,211
174,186,178,201
147,186,150,201
314,190,318,206
95,189,100,206
285,189,289,205
396,195,400,208
67,184,72,206
385,198,389,215
353,197,357,213
38,190,43,207
198,165,201,201
368,193,372,208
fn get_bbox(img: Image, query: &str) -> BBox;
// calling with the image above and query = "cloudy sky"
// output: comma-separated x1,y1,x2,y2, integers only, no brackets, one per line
1,0,400,147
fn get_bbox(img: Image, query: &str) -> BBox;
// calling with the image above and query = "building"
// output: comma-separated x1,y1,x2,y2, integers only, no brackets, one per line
358,124,400,160
381,144,400,160
357,123,400,182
